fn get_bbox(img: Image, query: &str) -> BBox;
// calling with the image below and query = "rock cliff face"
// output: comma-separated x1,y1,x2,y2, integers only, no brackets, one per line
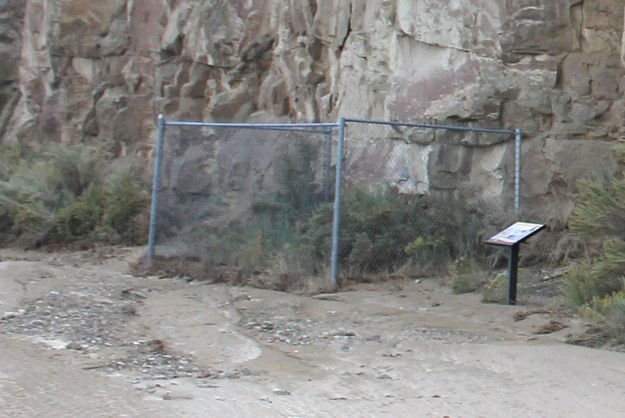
0,0,24,140
1,0,625,223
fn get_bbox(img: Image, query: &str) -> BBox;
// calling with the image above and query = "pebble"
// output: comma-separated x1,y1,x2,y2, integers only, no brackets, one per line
273,389,291,396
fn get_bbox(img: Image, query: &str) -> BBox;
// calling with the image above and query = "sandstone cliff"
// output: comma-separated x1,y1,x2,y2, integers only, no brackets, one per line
1,0,625,223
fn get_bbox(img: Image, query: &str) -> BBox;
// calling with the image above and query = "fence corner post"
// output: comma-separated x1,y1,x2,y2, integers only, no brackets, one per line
147,114,166,268
330,117,346,290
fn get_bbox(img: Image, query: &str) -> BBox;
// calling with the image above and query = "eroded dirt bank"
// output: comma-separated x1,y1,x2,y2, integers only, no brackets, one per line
1,248,624,417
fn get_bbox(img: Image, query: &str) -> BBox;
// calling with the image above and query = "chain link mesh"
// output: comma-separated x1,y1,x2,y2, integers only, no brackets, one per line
153,124,335,274
150,119,517,279
337,121,516,276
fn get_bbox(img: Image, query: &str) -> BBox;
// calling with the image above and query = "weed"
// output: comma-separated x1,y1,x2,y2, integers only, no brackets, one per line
570,292,625,347
241,232,265,274
481,272,508,303
450,257,488,294
480,269,544,304
596,292,625,342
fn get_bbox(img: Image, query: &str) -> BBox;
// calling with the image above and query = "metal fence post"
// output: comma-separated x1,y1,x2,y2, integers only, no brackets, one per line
330,117,346,289
147,114,166,267
515,128,522,213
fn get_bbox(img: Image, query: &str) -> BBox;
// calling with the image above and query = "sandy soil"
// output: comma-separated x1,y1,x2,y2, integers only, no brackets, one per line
1,248,625,417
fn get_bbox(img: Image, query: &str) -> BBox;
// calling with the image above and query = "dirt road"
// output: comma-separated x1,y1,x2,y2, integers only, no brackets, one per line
1,248,624,417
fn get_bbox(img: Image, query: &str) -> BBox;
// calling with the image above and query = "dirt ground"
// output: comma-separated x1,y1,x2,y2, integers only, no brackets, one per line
1,248,625,417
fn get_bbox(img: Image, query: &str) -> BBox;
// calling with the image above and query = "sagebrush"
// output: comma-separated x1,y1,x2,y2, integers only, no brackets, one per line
0,142,150,247
564,143,625,346
299,186,488,276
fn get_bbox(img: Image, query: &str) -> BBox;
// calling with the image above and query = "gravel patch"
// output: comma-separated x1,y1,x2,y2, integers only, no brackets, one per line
0,290,209,379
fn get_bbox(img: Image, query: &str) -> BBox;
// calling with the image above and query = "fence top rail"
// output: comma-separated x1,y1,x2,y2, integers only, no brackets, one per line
343,118,517,135
160,116,517,135
163,118,339,130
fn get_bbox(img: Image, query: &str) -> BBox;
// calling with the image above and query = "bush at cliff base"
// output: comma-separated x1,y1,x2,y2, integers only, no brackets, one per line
0,142,149,247
565,144,625,346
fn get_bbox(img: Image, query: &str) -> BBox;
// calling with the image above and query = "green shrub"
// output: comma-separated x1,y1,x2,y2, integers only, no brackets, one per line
595,292,625,341
569,178,625,240
0,196,52,245
563,261,597,307
565,160,625,307
52,185,108,242
102,170,150,244
451,273,484,294
297,186,488,276
0,142,32,182
0,157,65,244
574,292,625,346
564,249,625,308
0,143,149,247
563,144,625,346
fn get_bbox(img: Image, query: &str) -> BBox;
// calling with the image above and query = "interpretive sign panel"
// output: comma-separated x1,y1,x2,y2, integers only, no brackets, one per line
486,222,545,247
485,221,545,305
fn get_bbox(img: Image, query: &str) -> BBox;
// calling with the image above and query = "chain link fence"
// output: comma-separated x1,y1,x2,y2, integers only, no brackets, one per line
335,119,518,279
148,118,337,276
148,116,519,286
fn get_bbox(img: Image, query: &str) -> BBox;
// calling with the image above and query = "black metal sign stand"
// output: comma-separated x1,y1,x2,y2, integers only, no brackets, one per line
507,244,520,305
486,222,545,305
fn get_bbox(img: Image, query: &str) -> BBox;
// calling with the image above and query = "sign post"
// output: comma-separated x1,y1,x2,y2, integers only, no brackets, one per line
486,222,545,305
